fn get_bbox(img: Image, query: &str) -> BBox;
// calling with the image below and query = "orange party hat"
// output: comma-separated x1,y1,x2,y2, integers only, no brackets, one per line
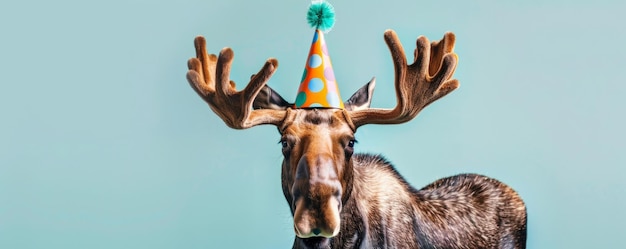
295,30,344,109
294,1,344,109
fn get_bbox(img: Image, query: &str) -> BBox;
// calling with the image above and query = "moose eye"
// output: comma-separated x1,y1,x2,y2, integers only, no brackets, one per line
347,140,356,148
279,139,292,158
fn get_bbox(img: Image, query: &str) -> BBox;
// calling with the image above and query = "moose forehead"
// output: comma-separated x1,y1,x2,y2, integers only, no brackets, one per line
280,109,354,136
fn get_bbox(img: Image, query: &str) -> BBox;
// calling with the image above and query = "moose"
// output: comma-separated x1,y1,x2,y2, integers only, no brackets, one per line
186,30,527,249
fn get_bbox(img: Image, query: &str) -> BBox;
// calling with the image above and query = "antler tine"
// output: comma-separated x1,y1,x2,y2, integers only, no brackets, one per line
348,30,459,128
186,36,286,129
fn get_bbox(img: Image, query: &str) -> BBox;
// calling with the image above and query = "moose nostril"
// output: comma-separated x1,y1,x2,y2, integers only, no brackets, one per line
312,228,321,235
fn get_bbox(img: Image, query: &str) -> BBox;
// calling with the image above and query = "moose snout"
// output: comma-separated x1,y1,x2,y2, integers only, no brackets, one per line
293,197,341,238
292,153,342,239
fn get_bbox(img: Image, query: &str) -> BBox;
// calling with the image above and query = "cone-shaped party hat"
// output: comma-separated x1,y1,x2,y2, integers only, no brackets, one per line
295,1,344,109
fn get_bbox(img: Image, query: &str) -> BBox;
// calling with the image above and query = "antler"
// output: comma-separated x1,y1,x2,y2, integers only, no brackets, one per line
186,36,286,129
348,30,459,128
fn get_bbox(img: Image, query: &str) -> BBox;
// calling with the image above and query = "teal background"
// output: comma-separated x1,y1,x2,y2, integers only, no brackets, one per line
1,0,624,248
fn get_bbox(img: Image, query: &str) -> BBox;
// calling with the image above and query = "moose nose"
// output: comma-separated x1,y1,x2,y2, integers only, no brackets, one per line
295,225,337,239
292,153,342,239
293,197,341,239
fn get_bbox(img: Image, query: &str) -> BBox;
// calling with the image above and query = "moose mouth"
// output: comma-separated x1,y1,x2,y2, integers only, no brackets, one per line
299,237,330,249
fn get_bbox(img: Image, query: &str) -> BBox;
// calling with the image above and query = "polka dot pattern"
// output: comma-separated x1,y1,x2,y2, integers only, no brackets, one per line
322,42,329,56
324,67,335,81
308,78,324,92
326,92,340,107
295,29,344,109
301,69,307,83
326,80,337,92
295,92,307,107
309,54,322,68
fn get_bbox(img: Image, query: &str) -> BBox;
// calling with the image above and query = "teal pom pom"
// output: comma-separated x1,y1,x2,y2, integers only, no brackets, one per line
307,1,335,32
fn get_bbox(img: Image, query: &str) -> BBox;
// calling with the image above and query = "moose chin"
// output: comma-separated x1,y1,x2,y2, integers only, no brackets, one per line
186,30,527,249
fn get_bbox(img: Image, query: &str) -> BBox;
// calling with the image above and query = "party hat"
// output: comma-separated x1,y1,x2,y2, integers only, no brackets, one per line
294,1,344,109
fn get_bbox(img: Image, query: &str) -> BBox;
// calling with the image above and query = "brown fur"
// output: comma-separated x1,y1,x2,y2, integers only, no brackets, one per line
280,110,526,249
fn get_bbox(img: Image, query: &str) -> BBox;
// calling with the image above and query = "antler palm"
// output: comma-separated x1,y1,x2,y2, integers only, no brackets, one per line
186,36,284,129
349,30,459,127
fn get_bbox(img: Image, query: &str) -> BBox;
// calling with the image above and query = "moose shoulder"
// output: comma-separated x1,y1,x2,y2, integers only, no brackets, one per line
186,30,527,249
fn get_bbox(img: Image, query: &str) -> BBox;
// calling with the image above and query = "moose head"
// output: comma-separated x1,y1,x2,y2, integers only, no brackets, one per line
187,29,459,239
187,29,457,238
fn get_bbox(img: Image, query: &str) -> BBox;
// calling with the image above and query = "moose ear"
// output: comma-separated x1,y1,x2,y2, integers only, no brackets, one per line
253,85,293,110
344,78,376,111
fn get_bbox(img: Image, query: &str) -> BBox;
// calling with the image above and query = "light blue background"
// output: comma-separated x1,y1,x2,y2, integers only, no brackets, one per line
1,0,624,248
